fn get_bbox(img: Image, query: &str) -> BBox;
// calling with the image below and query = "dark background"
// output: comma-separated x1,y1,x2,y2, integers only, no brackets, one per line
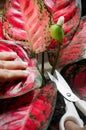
81,0,86,16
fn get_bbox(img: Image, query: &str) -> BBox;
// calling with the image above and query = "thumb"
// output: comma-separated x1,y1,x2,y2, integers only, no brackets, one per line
64,120,85,130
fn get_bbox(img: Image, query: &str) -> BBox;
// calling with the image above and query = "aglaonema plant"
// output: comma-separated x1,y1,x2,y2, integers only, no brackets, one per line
0,0,85,130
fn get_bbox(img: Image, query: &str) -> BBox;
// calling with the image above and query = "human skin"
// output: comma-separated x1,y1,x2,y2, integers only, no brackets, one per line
65,121,86,130
0,52,29,82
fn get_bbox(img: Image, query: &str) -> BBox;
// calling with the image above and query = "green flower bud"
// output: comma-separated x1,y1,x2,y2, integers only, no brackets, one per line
49,16,64,43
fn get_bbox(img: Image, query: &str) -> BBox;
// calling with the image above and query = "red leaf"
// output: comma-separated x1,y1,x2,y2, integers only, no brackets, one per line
47,1,83,70
44,0,70,13
0,40,42,99
48,8,80,50
0,16,4,39
61,61,86,101
56,16,86,70
44,0,81,49
0,83,57,130
3,0,52,53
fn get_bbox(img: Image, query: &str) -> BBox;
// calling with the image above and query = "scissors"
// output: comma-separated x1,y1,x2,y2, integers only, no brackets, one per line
48,70,86,130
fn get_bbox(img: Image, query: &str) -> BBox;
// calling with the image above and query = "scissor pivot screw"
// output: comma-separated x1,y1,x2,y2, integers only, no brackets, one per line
66,93,71,97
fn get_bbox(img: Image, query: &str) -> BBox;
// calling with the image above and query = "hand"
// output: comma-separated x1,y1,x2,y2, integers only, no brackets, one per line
65,120,86,130
0,51,29,82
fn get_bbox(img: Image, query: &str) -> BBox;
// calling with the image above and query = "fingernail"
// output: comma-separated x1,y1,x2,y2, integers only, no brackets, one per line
11,52,17,57
23,62,28,67
23,70,29,75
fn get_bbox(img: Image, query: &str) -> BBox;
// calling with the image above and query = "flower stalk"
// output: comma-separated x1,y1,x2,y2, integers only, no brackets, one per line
51,42,61,75
49,16,64,75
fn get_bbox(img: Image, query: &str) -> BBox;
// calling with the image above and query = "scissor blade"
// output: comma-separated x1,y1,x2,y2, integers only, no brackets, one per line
48,72,79,102
55,70,72,91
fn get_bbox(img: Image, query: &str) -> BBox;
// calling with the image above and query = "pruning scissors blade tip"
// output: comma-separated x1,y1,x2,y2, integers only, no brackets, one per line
47,71,79,102
47,72,55,81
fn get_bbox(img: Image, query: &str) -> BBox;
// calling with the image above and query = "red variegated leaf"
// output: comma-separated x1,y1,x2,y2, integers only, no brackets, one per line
53,1,75,22
44,0,70,13
0,83,57,130
44,0,81,49
61,60,86,101
2,0,53,53
56,16,86,70
48,16,86,71
0,40,42,99
48,8,80,50
0,16,4,39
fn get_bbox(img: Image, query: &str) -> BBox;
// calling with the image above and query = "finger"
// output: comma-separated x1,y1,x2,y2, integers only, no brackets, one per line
0,52,17,60
0,61,28,69
0,69,29,82
65,120,84,130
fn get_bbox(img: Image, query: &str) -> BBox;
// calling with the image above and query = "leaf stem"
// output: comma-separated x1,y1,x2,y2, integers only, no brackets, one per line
40,52,46,86
41,52,44,75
